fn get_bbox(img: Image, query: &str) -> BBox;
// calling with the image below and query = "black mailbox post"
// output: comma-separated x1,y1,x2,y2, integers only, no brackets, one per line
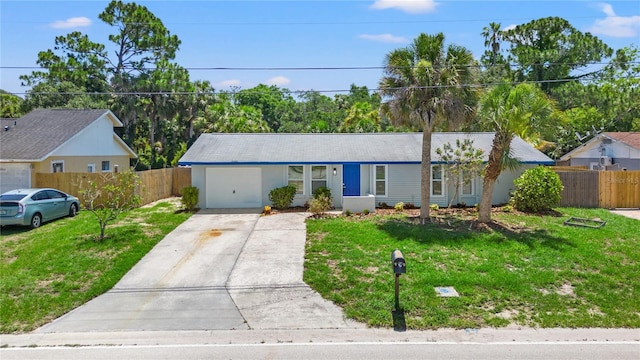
391,250,406,308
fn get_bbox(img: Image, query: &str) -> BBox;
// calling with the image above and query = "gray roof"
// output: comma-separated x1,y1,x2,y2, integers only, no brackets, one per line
179,132,553,165
0,109,126,161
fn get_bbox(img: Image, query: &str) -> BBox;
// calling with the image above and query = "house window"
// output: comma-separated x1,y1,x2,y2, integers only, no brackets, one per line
461,170,474,195
288,165,304,194
101,161,111,172
431,165,444,197
51,161,64,173
374,165,387,196
311,166,327,193
88,164,96,173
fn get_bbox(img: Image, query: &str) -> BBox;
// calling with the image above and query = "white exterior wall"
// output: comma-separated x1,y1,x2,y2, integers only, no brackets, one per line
54,116,131,157
568,139,640,170
192,164,344,209
191,163,534,209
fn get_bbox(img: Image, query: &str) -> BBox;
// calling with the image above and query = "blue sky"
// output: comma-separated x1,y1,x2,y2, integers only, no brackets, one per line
1,0,639,97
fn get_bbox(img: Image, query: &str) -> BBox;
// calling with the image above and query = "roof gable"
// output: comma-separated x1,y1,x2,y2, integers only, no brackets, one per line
0,109,134,161
179,133,553,165
560,132,640,161
605,132,640,150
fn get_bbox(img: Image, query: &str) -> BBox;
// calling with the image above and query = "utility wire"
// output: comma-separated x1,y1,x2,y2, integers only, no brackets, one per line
7,75,638,97
3,62,637,71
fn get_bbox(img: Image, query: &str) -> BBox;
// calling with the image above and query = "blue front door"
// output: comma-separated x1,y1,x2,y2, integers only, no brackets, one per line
343,164,360,196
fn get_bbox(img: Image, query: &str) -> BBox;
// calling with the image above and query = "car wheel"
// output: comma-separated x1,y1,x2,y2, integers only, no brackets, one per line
69,203,78,217
30,213,42,229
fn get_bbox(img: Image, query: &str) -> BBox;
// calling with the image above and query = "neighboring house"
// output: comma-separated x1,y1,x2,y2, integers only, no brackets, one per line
0,109,137,194
558,132,640,170
178,132,553,210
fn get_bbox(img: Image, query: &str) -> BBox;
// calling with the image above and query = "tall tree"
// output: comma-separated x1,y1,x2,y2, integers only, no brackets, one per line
475,83,555,223
501,17,613,94
20,0,184,148
481,22,502,66
236,84,294,132
378,32,477,222
0,90,24,118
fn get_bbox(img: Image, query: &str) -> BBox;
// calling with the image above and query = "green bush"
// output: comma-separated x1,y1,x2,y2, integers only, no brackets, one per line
394,202,404,211
269,185,297,209
181,186,199,211
312,186,332,201
511,166,563,213
308,194,332,215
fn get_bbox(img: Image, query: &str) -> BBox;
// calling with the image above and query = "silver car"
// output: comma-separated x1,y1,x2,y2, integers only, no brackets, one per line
0,188,80,228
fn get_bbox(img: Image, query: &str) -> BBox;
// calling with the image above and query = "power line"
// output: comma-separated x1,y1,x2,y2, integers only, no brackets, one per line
3,62,636,71
7,75,637,97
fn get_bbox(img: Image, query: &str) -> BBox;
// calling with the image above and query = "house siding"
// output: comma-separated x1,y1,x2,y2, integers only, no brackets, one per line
384,164,421,206
34,156,131,174
190,163,537,209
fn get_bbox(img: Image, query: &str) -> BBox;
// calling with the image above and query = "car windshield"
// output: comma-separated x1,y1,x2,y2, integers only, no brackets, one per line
0,194,27,201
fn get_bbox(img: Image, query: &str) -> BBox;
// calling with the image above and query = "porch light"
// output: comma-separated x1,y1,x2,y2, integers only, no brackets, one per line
333,168,337,176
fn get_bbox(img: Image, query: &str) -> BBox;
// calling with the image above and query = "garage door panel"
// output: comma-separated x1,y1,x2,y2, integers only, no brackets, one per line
206,168,261,208
0,163,31,194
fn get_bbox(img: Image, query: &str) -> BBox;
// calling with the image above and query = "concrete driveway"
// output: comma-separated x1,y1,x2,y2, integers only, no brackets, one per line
37,210,361,332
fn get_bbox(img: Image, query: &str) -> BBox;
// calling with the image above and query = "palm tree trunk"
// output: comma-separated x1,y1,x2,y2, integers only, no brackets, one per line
420,129,432,222
478,176,496,223
478,132,509,223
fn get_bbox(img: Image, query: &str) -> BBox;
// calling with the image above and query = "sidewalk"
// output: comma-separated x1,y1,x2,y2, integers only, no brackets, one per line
2,327,639,348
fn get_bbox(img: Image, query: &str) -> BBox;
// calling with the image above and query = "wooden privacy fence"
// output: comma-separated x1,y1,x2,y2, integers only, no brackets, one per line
35,167,192,207
555,170,640,208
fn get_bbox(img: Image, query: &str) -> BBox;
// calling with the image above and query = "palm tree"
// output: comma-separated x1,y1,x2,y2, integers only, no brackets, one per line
476,83,556,223
481,22,502,65
379,32,477,222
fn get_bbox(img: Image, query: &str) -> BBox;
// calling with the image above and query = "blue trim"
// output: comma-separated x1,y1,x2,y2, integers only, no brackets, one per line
178,160,555,166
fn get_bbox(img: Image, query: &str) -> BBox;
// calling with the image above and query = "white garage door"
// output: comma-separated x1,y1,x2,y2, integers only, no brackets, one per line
0,163,31,194
205,167,262,208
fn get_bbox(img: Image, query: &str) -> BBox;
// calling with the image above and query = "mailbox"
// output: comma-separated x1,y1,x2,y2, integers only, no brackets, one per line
391,249,406,274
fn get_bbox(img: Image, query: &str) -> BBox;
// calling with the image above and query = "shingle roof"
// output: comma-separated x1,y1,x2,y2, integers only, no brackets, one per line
605,132,640,150
178,132,553,165
0,109,117,161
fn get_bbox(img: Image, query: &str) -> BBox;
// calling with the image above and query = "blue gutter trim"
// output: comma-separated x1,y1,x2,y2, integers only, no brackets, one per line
178,160,555,166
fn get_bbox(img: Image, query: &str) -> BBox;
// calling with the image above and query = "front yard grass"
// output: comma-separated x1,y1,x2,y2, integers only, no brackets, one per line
0,199,192,333
304,207,640,329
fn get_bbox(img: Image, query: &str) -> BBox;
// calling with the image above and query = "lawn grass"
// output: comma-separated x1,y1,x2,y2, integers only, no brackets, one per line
304,207,640,329
0,199,192,333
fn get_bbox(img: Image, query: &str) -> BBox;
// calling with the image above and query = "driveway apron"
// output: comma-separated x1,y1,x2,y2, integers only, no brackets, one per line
37,210,359,333
37,211,258,332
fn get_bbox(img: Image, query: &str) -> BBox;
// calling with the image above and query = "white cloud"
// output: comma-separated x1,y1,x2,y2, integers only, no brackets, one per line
265,76,290,86
217,79,242,88
359,33,408,43
49,17,92,29
370,0,438,14
587,3,640,38
503,24,517,32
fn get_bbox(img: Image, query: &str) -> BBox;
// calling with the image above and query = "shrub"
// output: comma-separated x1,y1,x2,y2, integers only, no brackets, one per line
263,205,272,215
269,185,297,209
312,186,332,201
181,186,199,211
362,209,370,215
511,166,563,213
308,194,332,215
344,209,352,216
429,203,439,211
394,202,404,211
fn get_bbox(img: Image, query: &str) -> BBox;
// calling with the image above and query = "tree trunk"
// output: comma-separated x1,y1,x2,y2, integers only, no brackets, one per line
478,175,496,223
420,129,432,223
478,132,510,223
